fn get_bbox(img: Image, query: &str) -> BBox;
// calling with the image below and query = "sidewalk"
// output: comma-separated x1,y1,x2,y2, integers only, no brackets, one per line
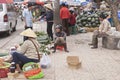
1,22,120,80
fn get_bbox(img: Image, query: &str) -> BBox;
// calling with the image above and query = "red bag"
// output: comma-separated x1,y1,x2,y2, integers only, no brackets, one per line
0,68,9,78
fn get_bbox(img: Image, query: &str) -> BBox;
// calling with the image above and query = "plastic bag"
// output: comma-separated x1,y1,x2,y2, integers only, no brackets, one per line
117,40,120,49
40,53,51,68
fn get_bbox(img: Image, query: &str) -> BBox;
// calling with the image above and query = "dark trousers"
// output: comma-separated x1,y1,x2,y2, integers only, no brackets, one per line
25,26,33,30
12,52,39,68
62,19,70,36
24,26,33,41
47,22,53,40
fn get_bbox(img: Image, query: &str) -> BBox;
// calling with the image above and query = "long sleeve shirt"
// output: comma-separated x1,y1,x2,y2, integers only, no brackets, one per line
17,39,40,59
53,31,66,41
60,7,70,19
99,19,111,34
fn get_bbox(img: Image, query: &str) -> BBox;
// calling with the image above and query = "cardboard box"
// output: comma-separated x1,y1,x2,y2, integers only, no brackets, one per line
67,56,81,69
7,71,19,79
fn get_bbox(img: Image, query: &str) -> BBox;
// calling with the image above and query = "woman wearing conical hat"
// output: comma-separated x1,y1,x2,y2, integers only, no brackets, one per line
43,4,54,41
11,28,40,73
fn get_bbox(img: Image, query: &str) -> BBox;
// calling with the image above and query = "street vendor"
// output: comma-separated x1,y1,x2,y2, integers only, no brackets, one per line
52,25,69,53
44,4,54,41
11,28,40,73
69,8,76,34
89,13,111,49
39,4,54,41
100,1,109,11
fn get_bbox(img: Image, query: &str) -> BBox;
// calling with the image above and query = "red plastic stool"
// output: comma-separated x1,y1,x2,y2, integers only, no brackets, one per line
56,45,64,51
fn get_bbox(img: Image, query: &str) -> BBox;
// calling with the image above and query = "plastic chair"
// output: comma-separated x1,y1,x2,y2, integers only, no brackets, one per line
56,45,64,51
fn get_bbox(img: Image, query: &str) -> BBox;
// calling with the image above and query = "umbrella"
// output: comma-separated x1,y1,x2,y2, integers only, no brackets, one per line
0,0,13,3
23,0,44,5
36,0,44,5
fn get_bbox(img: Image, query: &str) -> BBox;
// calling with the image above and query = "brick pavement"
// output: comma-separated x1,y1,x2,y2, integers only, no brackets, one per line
1,22,120,80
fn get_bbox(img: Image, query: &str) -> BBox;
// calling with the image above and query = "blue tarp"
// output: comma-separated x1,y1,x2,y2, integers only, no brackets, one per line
60,0,91,6
118,11,120,20
81,2,89,6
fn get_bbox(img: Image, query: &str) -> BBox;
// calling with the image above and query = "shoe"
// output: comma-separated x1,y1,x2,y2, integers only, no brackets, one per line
63,43,69,52
52,43,57,53
65,50,69,53
52,50,56,53
91,46,98,49
88,43,93,45
50,46,54,50
67,34,70,36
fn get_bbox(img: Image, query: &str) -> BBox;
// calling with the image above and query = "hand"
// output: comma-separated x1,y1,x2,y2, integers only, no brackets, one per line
38,16,42,19
44,16,46,19
36,18,40,21
59,37,63,38
15,44,20,49
32,18,35,22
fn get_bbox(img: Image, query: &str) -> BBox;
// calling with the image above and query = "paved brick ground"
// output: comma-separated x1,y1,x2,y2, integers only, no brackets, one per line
1,22,120,80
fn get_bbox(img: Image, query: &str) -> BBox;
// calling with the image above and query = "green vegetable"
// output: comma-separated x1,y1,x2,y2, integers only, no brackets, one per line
0,53,8,57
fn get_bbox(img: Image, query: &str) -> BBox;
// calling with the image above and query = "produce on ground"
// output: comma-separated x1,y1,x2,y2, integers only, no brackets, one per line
35,31,51,54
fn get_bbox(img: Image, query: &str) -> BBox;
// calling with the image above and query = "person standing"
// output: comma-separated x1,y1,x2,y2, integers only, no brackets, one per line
89,13,111,49
60,3,70,36
43,4,54,41
22,3,34,41
100,1,109,11
69,9,76,34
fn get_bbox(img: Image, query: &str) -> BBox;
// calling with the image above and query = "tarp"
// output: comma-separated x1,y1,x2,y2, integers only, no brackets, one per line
60,0,90,6
0,0,13,3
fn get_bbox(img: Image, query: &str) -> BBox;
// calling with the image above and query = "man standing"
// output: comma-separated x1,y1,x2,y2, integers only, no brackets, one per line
89,13,111,49
60,3,70,36
23,3,34,41
23,3,34,30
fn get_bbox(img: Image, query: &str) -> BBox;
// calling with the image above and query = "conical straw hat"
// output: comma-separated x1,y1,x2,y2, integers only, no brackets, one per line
44,4,53,10
20,28,37,38
101,1,105,4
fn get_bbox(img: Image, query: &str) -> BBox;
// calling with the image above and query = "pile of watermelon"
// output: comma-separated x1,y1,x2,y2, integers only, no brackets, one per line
76,11,101,28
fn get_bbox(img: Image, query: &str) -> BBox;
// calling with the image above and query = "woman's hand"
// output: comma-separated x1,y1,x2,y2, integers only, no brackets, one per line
15,44,20,49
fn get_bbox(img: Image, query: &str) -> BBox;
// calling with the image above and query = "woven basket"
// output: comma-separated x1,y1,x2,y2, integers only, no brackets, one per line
22,62,44,79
